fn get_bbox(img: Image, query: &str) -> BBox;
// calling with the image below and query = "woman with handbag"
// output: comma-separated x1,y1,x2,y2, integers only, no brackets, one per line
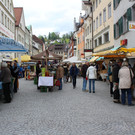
118,61,134,106
56,64,64,90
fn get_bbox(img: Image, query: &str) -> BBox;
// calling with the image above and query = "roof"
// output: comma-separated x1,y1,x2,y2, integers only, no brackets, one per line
32,35,43,46
14,7,23,26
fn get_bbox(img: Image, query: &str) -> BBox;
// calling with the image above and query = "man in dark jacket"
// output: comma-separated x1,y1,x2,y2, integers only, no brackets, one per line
36,63,41,89
13,62,19,93
112,59,122,103
81,62,89,91
70,63,78,89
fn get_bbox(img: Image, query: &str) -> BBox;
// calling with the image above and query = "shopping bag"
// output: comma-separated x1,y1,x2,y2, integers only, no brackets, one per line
86,77,88,80
55,80,60,86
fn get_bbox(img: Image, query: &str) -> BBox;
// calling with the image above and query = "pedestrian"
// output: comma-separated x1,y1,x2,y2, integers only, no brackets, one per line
0,62,12,103
108,60,114,97
13,62,19,93
56,64,64,90
81,62,89,91
68,64,72,83
86,63,97,93
70,63,78,89
118,61,134,106
112,59,122,103
36,63,41,90
63,63,68,83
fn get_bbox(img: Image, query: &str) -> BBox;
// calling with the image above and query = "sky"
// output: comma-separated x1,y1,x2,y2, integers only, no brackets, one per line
13,0,84,37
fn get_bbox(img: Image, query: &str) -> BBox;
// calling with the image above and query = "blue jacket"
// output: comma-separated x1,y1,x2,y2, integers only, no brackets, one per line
70,66,78,77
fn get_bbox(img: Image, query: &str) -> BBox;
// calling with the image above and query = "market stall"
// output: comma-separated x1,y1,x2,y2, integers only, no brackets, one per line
31,49,62,92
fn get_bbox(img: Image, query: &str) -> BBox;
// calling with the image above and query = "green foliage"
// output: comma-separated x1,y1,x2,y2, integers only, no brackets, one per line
38,32,73,46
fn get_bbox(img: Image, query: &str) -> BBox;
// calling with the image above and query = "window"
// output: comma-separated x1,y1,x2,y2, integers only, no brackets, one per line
90,24,92,33
96,0,98,8
1,12,4,24
87,26,89,35
93,2,95,12
93,20,95,31
98,36,102,45
103,8,106,22
99,13,102,26
108,3,112,18
104,32,109,43
123,14,128,33
5,15,7,27
96,17,98,29
90,40,92,49
95,39,97,47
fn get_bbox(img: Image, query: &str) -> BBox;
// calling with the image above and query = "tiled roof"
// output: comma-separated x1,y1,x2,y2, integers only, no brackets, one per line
32,35,43,46
14,7,23,26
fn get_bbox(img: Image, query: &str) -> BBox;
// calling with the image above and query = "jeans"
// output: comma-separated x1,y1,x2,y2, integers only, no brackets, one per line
72,76,77,88
14,77,18,92
82,78,87,91
3,83,11,102
89,79,95,92
58,78,62,90
121,89,132,105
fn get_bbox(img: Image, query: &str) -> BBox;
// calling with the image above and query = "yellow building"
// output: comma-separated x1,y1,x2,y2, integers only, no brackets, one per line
91,0,114,53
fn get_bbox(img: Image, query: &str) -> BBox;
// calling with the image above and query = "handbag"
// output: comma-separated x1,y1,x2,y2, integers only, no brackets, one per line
55,80,60,86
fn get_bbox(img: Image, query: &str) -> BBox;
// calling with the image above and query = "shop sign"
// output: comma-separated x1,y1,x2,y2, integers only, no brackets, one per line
120,39,127,46
84,49,93,52
129,21,135,31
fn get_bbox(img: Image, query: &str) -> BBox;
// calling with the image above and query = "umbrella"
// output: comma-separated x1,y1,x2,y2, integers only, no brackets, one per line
12,55,31,62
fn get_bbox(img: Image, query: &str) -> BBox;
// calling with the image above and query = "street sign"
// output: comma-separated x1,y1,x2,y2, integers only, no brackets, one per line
129,21,135,31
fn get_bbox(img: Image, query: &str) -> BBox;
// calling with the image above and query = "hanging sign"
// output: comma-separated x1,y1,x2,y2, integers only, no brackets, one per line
129,21,135,31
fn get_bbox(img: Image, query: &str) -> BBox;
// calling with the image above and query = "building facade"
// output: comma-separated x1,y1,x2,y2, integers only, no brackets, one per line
0,0,15,39
91,0,114,53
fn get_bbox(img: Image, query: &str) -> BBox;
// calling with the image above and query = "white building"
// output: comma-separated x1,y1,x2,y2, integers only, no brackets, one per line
0,0,15,59
14,7,25,46
114,0,135,65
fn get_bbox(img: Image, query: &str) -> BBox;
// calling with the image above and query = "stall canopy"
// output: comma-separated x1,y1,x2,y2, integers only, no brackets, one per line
12,54,31,62
63,56,83,63
0,36,28,53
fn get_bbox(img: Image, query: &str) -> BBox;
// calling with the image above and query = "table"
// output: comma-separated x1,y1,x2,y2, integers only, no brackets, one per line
38,76,53,87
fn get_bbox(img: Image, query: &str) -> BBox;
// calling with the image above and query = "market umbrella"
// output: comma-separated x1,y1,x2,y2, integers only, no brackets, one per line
12,54,31,62
31,49,62,70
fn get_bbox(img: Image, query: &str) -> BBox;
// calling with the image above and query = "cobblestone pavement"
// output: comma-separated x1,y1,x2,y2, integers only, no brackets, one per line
0,78,135,135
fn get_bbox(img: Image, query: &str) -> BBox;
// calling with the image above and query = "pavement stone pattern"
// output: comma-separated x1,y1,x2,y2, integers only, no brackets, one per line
0,78,135,135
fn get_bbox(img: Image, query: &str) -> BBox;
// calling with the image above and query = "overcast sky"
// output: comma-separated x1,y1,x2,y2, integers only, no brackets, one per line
13,0,84,37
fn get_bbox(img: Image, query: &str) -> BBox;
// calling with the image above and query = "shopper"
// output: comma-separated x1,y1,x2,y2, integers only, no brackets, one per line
86,63,97,93
63,63,68,83
56,64,64,90
0,62,12,103
81,62,89,91
70,63,78,89
118,61,134,106
108,61,114,97
112,59,122,103
13,62,19,93
36,63,41,89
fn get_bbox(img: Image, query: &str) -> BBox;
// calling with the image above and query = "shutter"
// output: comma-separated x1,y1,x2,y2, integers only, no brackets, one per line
113,0,115,9
127,8,132,21
118,19,121,36
121,17,123,34
114,24,116,39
